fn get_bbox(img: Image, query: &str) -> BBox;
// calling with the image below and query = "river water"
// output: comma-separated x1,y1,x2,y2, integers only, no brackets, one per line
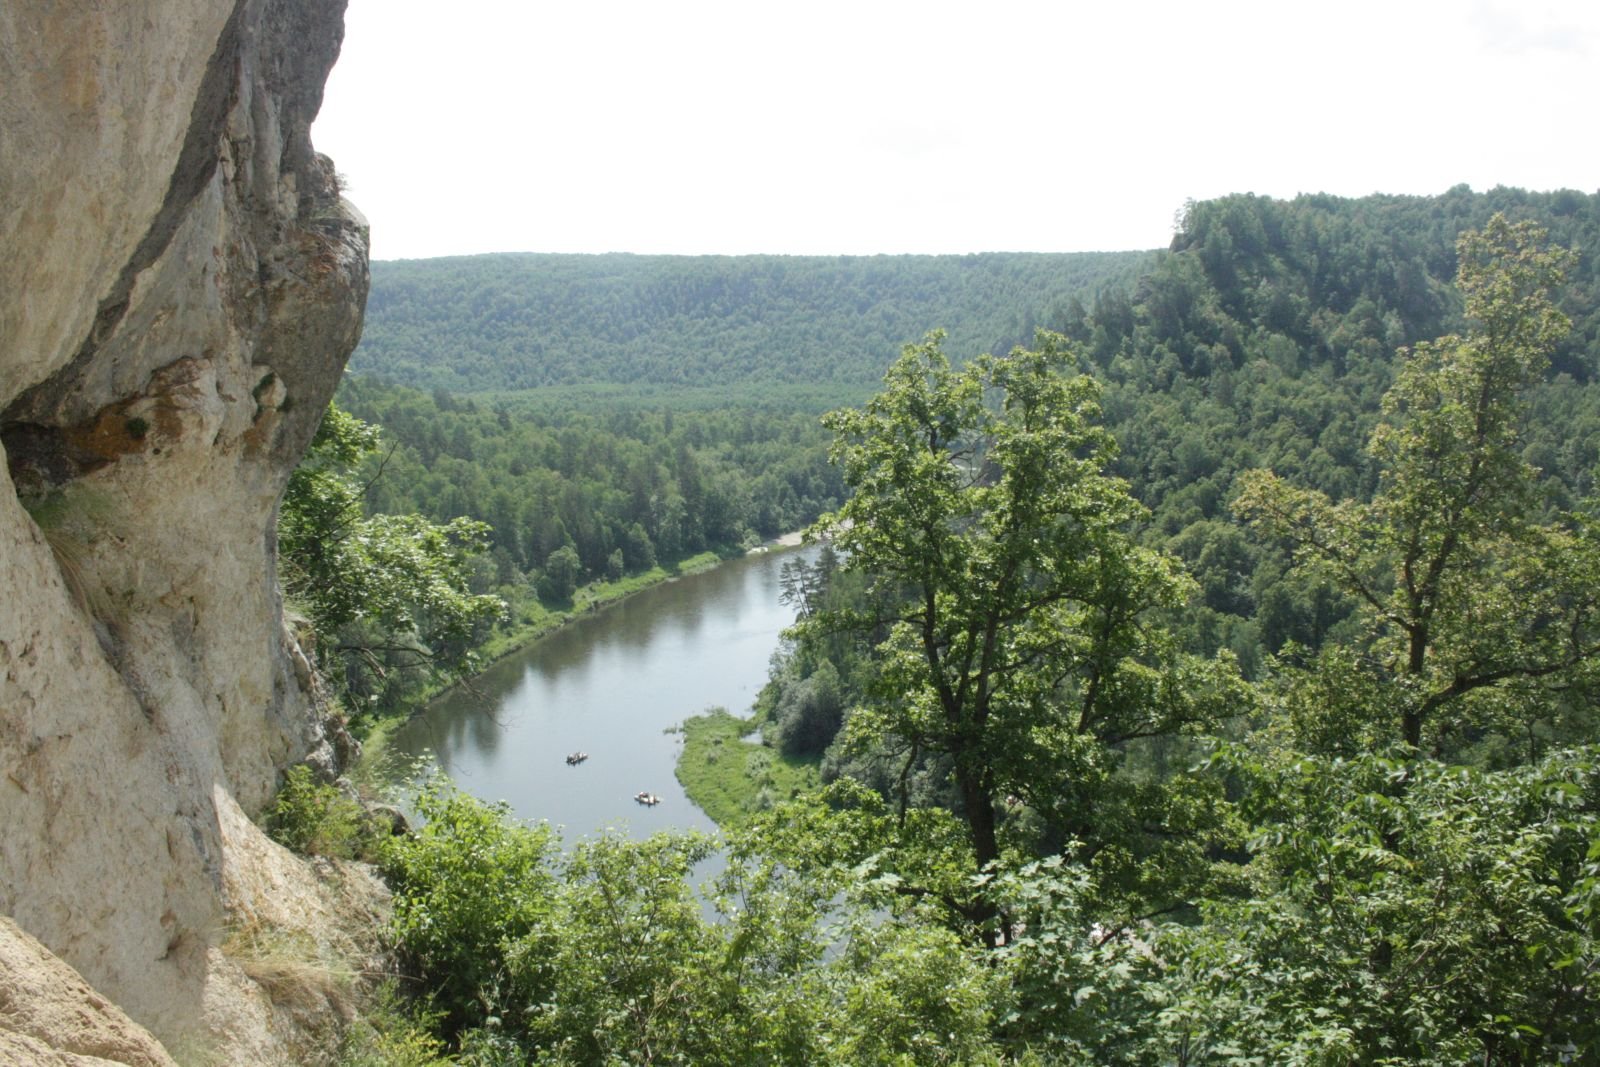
388,544,817,842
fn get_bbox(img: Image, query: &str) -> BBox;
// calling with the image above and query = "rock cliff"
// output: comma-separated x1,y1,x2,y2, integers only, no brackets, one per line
1,0,370,1057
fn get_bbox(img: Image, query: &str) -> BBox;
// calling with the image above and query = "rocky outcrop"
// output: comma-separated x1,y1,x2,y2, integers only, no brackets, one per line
207,788,391,1065
0,0,369,1056
0,918,177,1067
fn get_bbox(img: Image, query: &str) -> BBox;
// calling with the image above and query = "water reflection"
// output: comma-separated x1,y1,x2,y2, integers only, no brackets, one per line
388,545,817,842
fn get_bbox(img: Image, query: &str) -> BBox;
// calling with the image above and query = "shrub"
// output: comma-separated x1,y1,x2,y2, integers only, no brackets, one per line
265,765,378,860
379,783,560,1040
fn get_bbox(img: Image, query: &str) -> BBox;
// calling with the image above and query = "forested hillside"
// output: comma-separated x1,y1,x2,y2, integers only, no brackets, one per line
349,251,1153,391
342,187,1600,683
1062,186,1600,673
276,380,845,711
284,189,1600,1062
337,376,842,580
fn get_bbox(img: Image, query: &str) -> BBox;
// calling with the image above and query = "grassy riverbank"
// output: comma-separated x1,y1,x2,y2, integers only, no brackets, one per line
672,708,821,828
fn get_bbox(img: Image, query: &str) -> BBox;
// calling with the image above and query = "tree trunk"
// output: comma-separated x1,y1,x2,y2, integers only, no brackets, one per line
957,767,1009,946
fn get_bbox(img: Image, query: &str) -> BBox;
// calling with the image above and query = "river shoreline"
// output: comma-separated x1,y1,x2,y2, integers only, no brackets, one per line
367,536,820,837
461,530,812,693
672,707,821,829
748,529,807,551
376,529,813,727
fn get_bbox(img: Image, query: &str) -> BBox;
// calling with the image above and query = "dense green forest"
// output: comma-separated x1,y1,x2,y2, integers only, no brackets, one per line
279,381,845,709
337,378,842,575
349,251,1153,392
1069,186,1600,676
326,186,1600,698
279,188,1600,1063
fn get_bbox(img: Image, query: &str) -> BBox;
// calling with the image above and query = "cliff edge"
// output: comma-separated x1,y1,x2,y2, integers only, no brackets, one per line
1,0,371,1058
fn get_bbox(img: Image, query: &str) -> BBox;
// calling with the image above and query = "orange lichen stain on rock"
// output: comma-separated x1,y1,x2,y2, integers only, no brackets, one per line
61,359,213,470
241,368,288,455
62,403,158,468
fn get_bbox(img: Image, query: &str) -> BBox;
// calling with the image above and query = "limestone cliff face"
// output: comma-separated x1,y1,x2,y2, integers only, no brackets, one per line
0,917,178,1067
0,0,368,1053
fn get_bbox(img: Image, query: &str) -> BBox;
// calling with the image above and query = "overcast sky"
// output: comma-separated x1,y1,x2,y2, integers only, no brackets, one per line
312,0,1600,261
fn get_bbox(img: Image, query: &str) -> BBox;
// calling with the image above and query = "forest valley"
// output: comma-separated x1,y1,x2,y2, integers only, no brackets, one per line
275,191,1600,1065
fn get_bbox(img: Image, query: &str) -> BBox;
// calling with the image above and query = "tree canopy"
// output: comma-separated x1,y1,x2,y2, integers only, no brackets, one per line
810,332,1244,940
285,190,1600,1063
277,403,504,707
1237,215,1600,758
350,251,1151,392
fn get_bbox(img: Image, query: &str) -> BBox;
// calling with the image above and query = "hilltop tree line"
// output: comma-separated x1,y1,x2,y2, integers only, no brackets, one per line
1070,186,1600,677
349,250,1152,392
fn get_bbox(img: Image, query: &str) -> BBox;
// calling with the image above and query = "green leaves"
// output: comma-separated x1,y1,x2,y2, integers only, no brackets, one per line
811,331,1243,934
378,780,1018,1063
1138,747,1600,1062
277,402,505,706
263,764,381,860
380,782,561,1039
1235,216,1597,756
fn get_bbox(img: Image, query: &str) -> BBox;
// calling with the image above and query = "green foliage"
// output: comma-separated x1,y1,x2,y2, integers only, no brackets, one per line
352,251,1152,392
1068,188,1600,675
538,544,581,602
337,189,1600,696
278,402,505,709
1235,216,1600,755
338,981,453,1067
512,831,729,1063
949,747,1600,1065
771,659,846,758
336,376,846,588
1131,747,1600,1064
989,853,1156,1057
263,765,379,861
348,188,1600,1060
812,331,1246,930
379,782,560,1040
826,919,1008,1066
345,188,1600,691
378,781,1016,1063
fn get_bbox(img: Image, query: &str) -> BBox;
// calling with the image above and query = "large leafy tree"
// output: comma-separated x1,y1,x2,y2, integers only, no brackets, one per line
812,332,1242,938
1167,216,1600,1063
278,403,504,707
1236,216,1600,757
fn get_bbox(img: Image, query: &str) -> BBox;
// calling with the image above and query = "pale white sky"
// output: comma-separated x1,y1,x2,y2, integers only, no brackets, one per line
312,0,1600,261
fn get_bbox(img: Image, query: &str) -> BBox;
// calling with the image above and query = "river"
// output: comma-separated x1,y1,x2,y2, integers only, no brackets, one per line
387,544,818,841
